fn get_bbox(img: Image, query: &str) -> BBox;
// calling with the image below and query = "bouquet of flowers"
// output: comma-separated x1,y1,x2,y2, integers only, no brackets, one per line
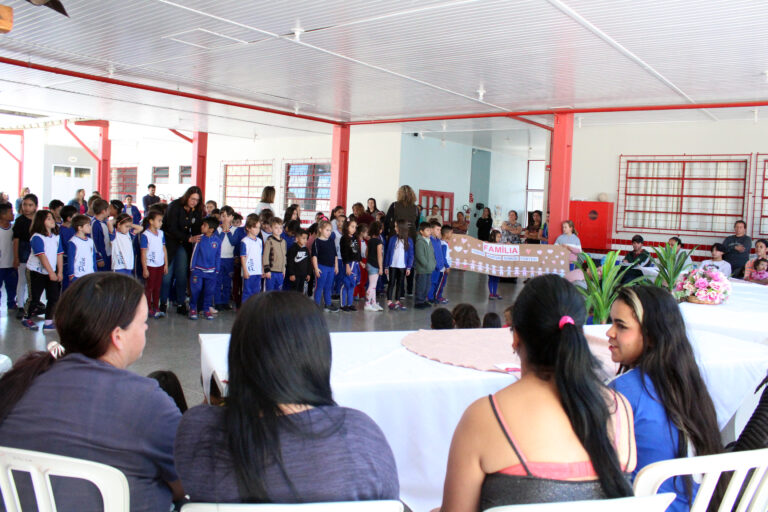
674,266,731,304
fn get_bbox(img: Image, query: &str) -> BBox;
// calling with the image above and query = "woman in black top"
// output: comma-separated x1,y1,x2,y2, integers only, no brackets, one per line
476,207,493,241
160,186,204,314
384,185,420,294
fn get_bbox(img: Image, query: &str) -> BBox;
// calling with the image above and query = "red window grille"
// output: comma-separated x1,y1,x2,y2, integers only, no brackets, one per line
152,166,169,185
756,153,768,236
110,167,137,201
617,154,749,237
284,161,331,214
179,165,192,184
419,189,454,224
223,161,274,216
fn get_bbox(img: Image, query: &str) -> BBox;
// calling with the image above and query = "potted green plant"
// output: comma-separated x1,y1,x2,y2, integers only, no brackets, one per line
576,251,646,324
652,242,697,291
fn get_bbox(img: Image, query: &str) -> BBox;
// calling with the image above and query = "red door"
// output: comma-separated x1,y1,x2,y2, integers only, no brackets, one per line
419,190,455,224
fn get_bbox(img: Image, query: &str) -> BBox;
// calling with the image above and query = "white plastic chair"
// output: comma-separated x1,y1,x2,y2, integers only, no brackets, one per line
181,501,404,512
0,446,130,512
633,447,768,512
484,493,675,511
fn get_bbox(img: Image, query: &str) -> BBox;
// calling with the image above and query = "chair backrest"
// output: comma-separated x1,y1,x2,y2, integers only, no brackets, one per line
633,448,768,512
484,493,676,511
0,446,130,512
181,501,404,512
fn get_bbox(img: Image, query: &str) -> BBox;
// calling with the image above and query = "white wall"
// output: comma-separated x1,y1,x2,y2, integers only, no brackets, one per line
399,134,473,218
488,151,528,228
347,125,402,212
572,118,768,251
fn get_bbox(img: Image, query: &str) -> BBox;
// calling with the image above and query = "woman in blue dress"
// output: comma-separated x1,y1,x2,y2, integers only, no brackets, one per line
607,285,722,511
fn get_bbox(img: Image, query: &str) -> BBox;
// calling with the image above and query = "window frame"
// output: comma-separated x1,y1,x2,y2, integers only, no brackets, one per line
179,165,192,185
616,154,750,237
110,166,138,202
222,160,275,216
152,166,170,185
283,160,332,214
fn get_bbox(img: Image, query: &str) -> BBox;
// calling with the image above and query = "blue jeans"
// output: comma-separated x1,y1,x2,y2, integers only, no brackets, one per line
488,275,500,295
341,262,360,306
242,275,262,304
161,245,189,305
216,258,234,305
265,272,284,291
0,268,18,308
314,264,334,307
415,273,431,304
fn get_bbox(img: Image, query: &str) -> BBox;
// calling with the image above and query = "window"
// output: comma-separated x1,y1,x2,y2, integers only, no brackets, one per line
526,160,546,223
152,166,169,184
756,153,768,236
284,162,331,213
179,165,192,184
418,190,454,224
617,154,748,236
110,167,137,201
223,161,274,215
52,165,92,179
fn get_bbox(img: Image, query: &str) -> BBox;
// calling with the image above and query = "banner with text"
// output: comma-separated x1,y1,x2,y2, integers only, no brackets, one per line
447,235,570,277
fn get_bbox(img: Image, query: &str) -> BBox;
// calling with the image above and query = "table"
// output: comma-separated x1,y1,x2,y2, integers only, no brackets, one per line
678,280,768,345
200,328,768,512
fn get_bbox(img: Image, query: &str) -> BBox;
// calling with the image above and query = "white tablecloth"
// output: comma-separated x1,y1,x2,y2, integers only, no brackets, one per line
678,280,768,345
200,328,768,512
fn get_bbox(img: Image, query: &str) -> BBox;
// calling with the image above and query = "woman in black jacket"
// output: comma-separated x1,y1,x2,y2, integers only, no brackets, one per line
476,207,493,241
160,186,204,315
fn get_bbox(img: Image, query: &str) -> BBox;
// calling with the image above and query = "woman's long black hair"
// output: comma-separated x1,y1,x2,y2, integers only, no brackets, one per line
615,286,721,501
512,274,632,498
0,273,144,425
225,291,337,502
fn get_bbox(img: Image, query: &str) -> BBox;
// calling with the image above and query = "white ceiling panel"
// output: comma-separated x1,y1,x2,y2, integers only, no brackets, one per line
1,0,768,138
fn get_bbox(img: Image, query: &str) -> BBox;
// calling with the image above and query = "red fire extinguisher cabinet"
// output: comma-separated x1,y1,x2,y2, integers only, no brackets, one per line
569,201,613,250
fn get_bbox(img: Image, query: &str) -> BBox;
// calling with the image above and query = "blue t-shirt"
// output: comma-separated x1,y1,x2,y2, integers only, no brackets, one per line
174,405,399,504
0,353,182,512
610,369,698,512
312,237,337,268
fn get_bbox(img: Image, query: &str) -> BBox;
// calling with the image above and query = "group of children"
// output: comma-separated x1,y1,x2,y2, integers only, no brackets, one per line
0,192,470,327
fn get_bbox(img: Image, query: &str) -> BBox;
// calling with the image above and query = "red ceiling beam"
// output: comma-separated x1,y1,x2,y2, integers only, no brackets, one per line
0,130,23,193
0,56,340,126
508,115,554,132
169,129,193,143
64,120,111,199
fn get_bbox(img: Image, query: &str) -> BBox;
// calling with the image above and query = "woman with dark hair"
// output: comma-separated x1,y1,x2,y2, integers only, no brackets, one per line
0,273,183,511
160,185,203,315
283,204,299,226
607,285,721,512
523,210,543,244
451,211,469,235
67,188,87,214
476,207,493,241
441,275,635,511
174,291,399,504
366,198,380,216
354,202,374,225
384,185,419,294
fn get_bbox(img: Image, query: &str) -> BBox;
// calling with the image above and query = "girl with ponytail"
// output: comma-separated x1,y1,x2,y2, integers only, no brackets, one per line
608,285,721,512
441,274,636,511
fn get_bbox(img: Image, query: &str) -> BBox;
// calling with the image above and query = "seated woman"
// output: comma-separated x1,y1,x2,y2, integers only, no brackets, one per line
174,291,400,504
0,273,183,512
441,275,636,511
607,285,722,512
744,238,768,283
554,220,582,268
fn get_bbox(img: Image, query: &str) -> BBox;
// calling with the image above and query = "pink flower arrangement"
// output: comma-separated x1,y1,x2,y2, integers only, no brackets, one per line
674,266,731,304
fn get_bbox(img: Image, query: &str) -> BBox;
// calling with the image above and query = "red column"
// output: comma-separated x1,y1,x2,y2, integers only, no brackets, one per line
548,113,574,242
330,125,350,210
75,120,111,200
193,132,208,198
0,130,23,194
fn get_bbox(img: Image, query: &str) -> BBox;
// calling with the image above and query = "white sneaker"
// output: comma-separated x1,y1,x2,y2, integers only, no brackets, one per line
364,303,378,312
374,303,384,311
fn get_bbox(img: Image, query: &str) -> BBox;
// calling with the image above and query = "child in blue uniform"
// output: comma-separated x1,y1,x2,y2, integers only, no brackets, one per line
215,206,242,310
123,194,142,224
90,199,111,271
311,220,339,312
67,215,97,285
110,214,143,277
428,220,447,304
240,214,263,305
189,217,221,320
22,210,63,331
